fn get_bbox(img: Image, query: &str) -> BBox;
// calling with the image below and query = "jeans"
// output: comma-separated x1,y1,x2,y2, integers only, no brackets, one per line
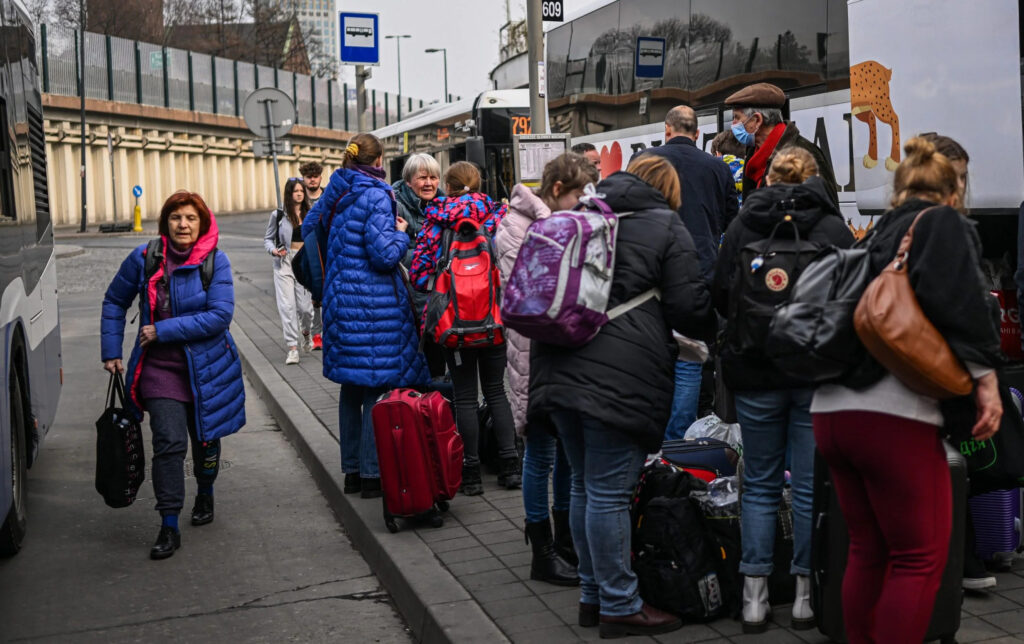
665,360,703,441
553,410,647,617
522,428,572,523
814,411,950,644
147,398,220,516
734,388,815,576
339,384,385,479
443,345,517,467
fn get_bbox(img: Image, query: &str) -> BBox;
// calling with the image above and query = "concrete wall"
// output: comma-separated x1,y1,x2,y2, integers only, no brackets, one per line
42,94,354,227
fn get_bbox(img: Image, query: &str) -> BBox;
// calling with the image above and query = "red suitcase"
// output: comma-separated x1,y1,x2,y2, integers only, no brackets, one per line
372,389,463,532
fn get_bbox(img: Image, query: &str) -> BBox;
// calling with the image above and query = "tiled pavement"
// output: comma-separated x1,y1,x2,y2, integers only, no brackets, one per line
231,283,1024,643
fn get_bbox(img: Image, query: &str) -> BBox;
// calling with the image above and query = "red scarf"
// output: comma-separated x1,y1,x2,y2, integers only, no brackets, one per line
744,123,787,188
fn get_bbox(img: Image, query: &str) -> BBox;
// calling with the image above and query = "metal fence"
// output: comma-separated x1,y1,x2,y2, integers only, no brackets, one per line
38,24,429,132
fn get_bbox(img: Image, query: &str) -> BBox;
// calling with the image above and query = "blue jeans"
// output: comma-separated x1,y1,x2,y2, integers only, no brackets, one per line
552,410,647,617
734,388,815,576
522,428,571,523
339,384,385,479
665,360,703,441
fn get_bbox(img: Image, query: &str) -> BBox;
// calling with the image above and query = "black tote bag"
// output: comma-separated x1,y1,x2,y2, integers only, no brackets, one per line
95,373,146,508
944,377,1024,495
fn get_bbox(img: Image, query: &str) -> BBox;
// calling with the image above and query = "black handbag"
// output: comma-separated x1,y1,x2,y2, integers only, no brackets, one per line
95,373,146,508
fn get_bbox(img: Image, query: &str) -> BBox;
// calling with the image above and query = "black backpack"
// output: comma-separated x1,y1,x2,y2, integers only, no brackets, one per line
630,461,734,621
143,238,216,291
725,207,821,358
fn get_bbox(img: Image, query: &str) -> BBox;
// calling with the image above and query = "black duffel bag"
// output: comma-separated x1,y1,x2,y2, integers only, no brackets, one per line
95,372,146,508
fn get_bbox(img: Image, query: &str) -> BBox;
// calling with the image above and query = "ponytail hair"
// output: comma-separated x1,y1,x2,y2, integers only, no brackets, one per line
767,146,818,185
444,161,481,195
342,133,383,168
891,137,959,208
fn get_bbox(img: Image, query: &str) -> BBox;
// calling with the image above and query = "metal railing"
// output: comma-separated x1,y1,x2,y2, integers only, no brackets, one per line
38,24,428,131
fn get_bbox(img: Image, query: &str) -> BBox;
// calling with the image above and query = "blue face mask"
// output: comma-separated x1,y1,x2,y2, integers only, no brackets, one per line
732,120,755,147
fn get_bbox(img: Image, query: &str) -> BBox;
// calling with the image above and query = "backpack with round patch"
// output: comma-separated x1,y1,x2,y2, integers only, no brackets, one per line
724,206,821,362
423,217,505,349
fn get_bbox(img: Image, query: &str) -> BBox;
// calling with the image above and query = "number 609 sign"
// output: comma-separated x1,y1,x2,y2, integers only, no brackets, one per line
541,0,563,22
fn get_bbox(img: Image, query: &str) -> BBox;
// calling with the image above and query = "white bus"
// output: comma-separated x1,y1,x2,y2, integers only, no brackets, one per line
374,89,530,201
551,0,1024,245
0,0,63,555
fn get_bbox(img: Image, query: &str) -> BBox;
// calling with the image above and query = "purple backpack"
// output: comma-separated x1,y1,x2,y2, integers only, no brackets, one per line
500,193,659,347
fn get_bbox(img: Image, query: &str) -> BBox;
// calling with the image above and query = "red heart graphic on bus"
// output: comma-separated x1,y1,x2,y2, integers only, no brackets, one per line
600,142,623,178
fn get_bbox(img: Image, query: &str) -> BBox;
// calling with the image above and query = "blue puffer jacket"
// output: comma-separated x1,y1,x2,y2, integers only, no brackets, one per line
100,214,246,441
303,167,429,387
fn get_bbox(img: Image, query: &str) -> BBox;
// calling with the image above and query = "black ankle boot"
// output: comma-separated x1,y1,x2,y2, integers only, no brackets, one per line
551,508,578,567
525,518,579,587
497,457,522,490
150,526,181,560
461,464,483,496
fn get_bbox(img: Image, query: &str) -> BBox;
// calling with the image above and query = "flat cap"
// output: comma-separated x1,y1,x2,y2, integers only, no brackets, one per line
724,83,786,108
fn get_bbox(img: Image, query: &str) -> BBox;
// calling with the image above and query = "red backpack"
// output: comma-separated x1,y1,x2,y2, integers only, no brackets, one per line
423,218,505,349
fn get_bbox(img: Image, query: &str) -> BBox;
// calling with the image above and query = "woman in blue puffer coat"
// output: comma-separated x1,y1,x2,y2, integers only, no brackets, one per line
303,133,429,499
101,190,245,560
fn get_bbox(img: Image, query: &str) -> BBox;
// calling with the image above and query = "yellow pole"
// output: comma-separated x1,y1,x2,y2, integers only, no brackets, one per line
133,203,142,232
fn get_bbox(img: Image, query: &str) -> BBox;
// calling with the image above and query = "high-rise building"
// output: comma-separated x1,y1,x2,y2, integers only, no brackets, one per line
273,0,338,78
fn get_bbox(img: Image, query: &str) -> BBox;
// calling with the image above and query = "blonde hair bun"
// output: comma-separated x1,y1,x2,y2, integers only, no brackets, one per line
767,146,818,185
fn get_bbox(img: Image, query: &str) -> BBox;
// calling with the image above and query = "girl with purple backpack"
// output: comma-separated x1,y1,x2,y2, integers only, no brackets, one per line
495,153,598,587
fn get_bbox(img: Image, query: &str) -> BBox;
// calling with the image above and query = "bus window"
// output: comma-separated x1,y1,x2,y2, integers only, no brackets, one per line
825,0,850,86
565,2,620,97
0,97,14,222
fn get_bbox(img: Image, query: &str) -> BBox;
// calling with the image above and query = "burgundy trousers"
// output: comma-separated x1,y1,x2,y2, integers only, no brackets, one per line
813,410,951,644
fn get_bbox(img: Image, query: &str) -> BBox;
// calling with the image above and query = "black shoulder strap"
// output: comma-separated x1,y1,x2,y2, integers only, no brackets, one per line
144,238,215,291
200,249,216,291
143,238,162,281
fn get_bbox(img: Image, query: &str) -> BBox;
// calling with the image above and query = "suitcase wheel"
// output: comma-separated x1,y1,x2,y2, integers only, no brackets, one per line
429,513,444,529
437,500,450,513
385,518,399,534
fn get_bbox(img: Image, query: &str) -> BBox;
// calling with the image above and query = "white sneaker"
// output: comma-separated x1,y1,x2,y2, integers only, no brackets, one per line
285,349,300,365
301,334,313,353
963,575,997,591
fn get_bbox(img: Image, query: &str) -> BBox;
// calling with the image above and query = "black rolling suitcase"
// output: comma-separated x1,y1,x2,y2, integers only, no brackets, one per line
811,439,965,644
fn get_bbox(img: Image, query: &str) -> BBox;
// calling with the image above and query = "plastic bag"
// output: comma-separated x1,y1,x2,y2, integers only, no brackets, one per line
691,475,739,517
684,414,743,455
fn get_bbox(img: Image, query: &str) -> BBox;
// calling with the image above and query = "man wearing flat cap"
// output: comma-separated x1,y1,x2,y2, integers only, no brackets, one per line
725,82,838,206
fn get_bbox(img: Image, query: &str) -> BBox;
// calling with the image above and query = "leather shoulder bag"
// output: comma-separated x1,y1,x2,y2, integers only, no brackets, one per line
853,207,973,399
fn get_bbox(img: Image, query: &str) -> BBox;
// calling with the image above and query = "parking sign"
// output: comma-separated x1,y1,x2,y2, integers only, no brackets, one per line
339,12,379,65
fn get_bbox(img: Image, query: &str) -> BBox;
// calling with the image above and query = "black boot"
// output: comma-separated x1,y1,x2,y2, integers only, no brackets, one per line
525,518,579,586
497,457,522,490
461,464,483,496
150,526,181,560
551,508,578,567
190,493,214,526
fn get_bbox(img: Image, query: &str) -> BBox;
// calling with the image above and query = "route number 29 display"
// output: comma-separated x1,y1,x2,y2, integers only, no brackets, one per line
541,0,564,22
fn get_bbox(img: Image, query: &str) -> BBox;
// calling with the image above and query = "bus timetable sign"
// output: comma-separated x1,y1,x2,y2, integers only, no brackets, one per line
635,37,666,79
339,12,380,65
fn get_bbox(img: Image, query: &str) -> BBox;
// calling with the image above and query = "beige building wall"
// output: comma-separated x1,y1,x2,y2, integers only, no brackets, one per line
41,95,353,227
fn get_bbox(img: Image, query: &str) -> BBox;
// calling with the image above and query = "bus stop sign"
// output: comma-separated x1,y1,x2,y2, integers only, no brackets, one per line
340,12,379,65
635,37,666,79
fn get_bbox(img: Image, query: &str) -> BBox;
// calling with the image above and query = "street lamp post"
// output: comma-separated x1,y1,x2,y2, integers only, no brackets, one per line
385,34,411,120
425,48,448,103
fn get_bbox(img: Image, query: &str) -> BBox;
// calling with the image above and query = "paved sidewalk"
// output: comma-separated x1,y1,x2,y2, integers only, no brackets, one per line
229,282,1024,644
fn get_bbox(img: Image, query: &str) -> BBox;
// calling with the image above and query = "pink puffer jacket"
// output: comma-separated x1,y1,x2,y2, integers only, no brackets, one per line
494,184,550,435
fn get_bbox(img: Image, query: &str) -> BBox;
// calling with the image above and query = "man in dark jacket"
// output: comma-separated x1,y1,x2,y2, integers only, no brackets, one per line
725,83,839,207
638,105,738,282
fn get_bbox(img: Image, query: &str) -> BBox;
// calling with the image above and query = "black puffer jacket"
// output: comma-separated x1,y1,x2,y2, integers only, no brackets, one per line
527,172,715,452
714,176,855,390
849,199,1002,385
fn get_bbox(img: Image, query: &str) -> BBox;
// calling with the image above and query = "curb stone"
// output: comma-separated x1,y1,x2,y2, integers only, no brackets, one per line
230,321,511,644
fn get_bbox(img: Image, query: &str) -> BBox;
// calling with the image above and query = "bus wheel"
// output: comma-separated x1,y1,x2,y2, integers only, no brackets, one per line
0,368,27,556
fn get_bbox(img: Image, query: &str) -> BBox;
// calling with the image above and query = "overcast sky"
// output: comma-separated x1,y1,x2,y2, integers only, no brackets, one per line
334,0,590,103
